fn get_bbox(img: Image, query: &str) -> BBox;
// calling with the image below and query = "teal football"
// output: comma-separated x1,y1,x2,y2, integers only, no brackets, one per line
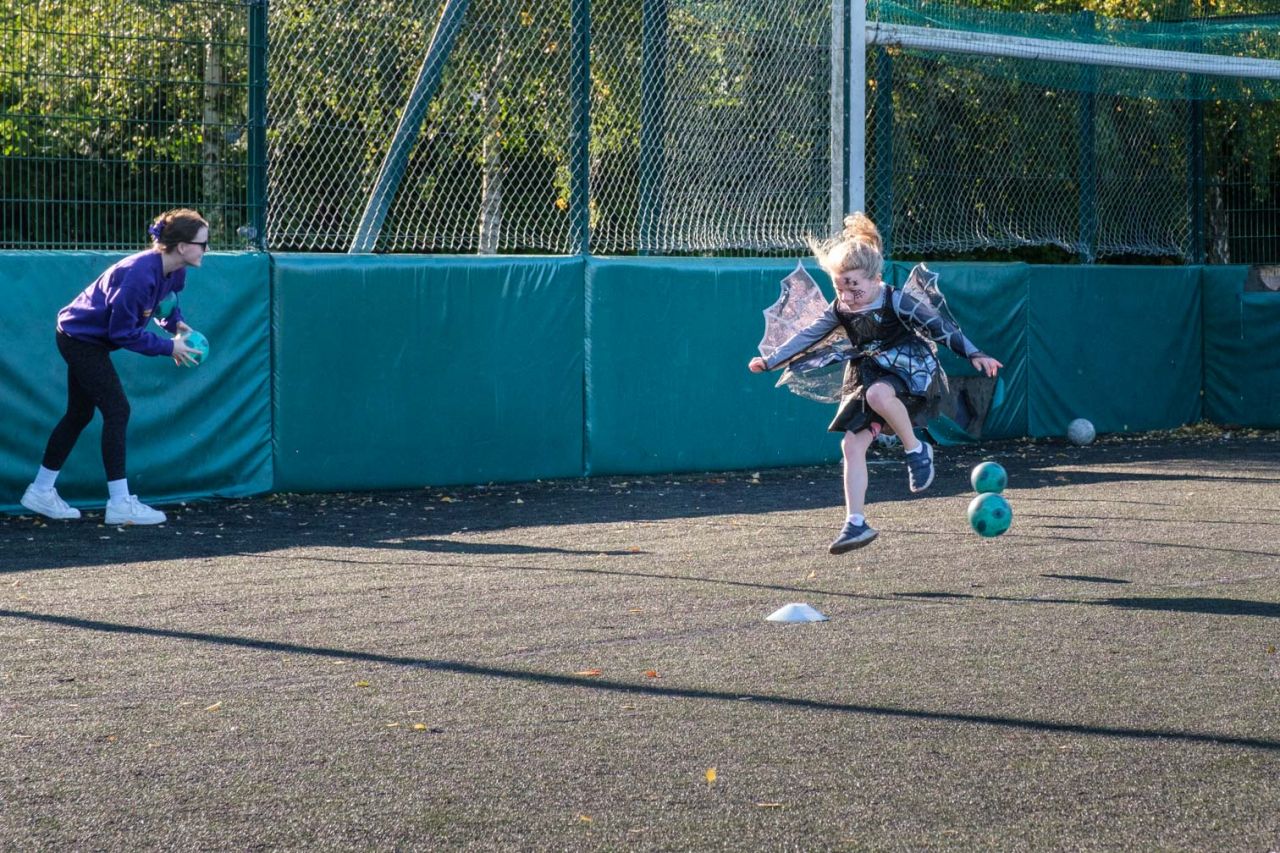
970,461,1007,494
181,330,209,366
968,492,1012,538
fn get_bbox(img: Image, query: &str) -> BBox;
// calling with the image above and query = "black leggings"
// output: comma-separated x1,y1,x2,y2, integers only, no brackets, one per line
41,332,130,481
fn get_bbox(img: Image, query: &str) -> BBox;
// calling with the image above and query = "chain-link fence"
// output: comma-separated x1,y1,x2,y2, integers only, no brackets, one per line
265,0,833,254
3,1,1278,262
266,0,577,253
587,0,833,255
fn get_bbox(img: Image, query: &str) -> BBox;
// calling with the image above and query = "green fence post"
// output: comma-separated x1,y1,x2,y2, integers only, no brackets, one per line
570,0,592,255
873,46,893,258
637,0,667,255
1076,11,1097,264
1188,23,1206,265
1189,101,1205,264
247,0,268,250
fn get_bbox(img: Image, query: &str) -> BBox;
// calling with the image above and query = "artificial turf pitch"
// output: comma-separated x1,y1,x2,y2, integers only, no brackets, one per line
3,431,1278,850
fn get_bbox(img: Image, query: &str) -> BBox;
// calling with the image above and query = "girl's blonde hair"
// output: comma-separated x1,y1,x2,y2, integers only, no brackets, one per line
808,212,883,281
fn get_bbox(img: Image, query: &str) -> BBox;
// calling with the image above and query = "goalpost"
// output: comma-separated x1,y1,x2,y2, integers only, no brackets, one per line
833,0,1280,249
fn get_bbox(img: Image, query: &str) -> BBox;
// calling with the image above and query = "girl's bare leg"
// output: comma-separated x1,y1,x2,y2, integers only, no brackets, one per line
864,381,921,451
841,428,876,517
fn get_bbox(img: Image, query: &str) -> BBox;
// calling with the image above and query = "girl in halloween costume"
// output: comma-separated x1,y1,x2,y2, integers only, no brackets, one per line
749,213,1002,553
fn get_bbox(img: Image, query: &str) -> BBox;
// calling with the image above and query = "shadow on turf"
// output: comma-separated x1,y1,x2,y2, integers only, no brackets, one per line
1019,510,1280,528
413,539,644,557
4,606,1278,754
3,438,1277,573
1041,573,1130,584
895,591,1280,619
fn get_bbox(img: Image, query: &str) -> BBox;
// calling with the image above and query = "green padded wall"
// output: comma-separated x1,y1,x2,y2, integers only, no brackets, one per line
1028,265,1202,438
585,257,840,475
890,262,1030,440
5,253,1268,513
271,255,584,490
1202,266,1280,427
0,251,272,512
585,258,1028,476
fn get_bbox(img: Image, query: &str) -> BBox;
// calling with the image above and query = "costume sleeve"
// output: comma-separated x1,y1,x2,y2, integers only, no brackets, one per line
894,290,981,360
106,276,176,357
762,305,843,370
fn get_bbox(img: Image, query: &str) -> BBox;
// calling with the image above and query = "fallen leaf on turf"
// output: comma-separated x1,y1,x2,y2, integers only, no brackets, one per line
644,670,660,678
705,768,717,785
1268,645,1276,654
755,802,782,808
628,546,640,553
413,723,428,731
386,722,400,728
806,570,817,580
578,815,593,823
354,681,371,688
575,668,603,677
439,496,458,503
205,702,222,713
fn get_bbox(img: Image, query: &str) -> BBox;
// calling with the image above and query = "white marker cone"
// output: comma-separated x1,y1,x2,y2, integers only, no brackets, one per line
766,602,828,623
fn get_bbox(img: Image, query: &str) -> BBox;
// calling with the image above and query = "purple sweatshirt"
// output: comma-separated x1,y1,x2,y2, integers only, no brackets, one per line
57,251,187,356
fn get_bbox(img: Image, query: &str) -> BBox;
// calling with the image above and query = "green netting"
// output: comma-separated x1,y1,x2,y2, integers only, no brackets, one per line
866,2,1280,263
875,3,1280,73
871,1,1280,101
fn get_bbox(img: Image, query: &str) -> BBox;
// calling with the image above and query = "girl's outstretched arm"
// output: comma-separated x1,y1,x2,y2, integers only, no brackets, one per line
894,289,982,360
752,306,843,372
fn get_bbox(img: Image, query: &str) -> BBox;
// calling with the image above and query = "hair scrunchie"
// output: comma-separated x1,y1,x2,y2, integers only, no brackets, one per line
148,222,165,241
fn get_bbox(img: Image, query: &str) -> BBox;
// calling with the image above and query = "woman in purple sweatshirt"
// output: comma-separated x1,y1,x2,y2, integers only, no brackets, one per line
19,209,209,525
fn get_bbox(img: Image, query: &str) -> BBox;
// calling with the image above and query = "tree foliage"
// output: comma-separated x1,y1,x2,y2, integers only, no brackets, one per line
0,1,249,249
1,0,1276,260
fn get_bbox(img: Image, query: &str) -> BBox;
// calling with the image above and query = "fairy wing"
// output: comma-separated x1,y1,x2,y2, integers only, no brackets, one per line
757,263,851,403
900,263,958,327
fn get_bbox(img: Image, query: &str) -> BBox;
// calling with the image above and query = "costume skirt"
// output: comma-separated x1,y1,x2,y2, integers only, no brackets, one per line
827,357,933,434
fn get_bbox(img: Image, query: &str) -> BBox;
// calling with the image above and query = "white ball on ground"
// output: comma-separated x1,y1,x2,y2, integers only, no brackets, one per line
1067,418,1096,446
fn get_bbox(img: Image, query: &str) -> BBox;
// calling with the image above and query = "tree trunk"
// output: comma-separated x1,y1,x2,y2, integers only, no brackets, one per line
477,33,507,255
203,18,226,240
1208,174,1229,264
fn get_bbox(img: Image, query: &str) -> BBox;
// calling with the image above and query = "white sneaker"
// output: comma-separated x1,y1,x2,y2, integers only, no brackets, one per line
20,485,82,520
105,495,166,526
